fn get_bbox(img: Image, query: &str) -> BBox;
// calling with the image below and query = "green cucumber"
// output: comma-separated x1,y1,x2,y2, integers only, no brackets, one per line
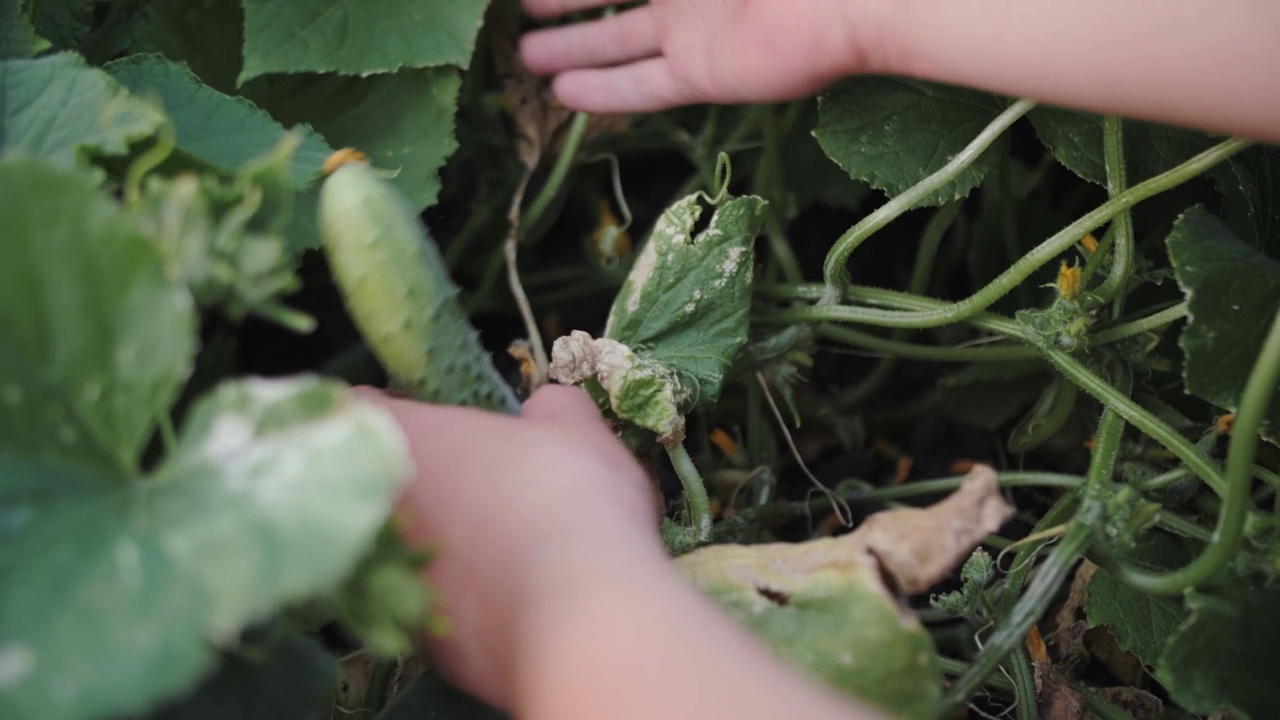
319,155,518,413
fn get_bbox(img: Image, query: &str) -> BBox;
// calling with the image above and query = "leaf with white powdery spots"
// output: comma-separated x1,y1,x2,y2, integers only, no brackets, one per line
0,377,411,720
550,193,766,442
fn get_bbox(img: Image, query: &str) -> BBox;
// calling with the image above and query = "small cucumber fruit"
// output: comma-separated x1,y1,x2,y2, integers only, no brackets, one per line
319,152,518,413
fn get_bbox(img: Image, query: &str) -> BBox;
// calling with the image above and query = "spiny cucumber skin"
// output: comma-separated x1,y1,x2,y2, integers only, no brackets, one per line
319,163,519,414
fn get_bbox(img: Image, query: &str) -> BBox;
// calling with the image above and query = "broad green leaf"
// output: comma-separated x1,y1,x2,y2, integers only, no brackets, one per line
29,0,92,51
1029,107,1215,185
1,0,51,58
0,52,165,168
1157,585,1280,719
1166,205,1280,430
0,376,411,720
604,193,767,401
814,78,1007,206
0,158,195,476
132,0,243,94
248,68,462,216
146,635,336,720
1085,535,1190,668
107,54,332,185
239,0,490,83
378,672,506,720
1209,144,1280,253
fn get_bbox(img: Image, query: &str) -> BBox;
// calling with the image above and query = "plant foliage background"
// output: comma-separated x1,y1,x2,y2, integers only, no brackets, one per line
3,0,1280,719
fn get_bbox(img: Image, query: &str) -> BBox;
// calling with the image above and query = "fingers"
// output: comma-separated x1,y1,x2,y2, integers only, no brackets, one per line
551,57,692,114
522,0,620,20
520,6,660,75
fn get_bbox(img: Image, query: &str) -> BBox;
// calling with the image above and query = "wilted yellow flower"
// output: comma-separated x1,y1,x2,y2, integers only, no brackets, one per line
1081,233,1099,253
1057,261,1082,300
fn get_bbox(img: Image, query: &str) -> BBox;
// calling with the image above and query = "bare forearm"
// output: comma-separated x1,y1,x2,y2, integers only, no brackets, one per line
877,0,1280,142
513,556,883,720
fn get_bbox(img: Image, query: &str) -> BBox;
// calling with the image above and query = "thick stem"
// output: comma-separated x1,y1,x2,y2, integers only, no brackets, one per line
1089,302,1188,345
815,137,1249,325
1101,307,1280,594
817,325,1034,362
821,99,1037,303
666,441,713,542
761,283,1229,498
1009,644,1039,720
1092,116,1135,306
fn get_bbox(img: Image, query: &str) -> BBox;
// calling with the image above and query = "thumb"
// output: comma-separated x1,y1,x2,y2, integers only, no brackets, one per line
520,383,611,432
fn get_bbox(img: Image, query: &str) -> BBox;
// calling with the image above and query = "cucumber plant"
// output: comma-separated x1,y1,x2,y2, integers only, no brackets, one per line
4,1,1280,719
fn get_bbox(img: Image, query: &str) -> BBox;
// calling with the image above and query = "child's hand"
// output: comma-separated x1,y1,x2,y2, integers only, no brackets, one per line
364,385,665,707
518,0,879,113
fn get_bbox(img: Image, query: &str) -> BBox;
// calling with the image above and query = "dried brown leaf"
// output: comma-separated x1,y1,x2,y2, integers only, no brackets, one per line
677,464,1013,598
1090,686,1163,720
857,464,1013,594
1054,560,1098,662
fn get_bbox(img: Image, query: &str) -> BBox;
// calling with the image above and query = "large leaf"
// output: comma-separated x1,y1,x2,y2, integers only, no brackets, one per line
1166,205,1280,431
107,54,332,184
238,0,490,83
131,0,244,94
0,158,195,476
1029,107,1215,185
247,68,461,214
0,52,165,168
814,77,1008,206
1085,534,1192,668
0,376,411,720
1209,144,1280,252
145,635,336,720
29,0,93,51
1157,585,1280,719
1,0,50,58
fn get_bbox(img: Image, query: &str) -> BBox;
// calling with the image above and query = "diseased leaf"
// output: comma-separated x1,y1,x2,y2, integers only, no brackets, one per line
107,54,332,185
0,377,410,720
1,0,51,58
1029,107,1215,185
1166,205,1280,431
0,158,195,476
549,193,766,443
239,0,490,83
0,53,165,168
1157,585,1280,719
677,466,1012,720
145,635,336,720
247,68,461,218
604,193,767,401
814,77,1007,206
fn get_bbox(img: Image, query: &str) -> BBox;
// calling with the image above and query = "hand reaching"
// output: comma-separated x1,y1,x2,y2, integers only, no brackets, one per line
364,385,664,707
519,0,877,113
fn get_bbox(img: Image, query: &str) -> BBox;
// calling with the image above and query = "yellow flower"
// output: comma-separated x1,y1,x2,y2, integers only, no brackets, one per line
1081,233,1099,253
1057,261,1082,300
